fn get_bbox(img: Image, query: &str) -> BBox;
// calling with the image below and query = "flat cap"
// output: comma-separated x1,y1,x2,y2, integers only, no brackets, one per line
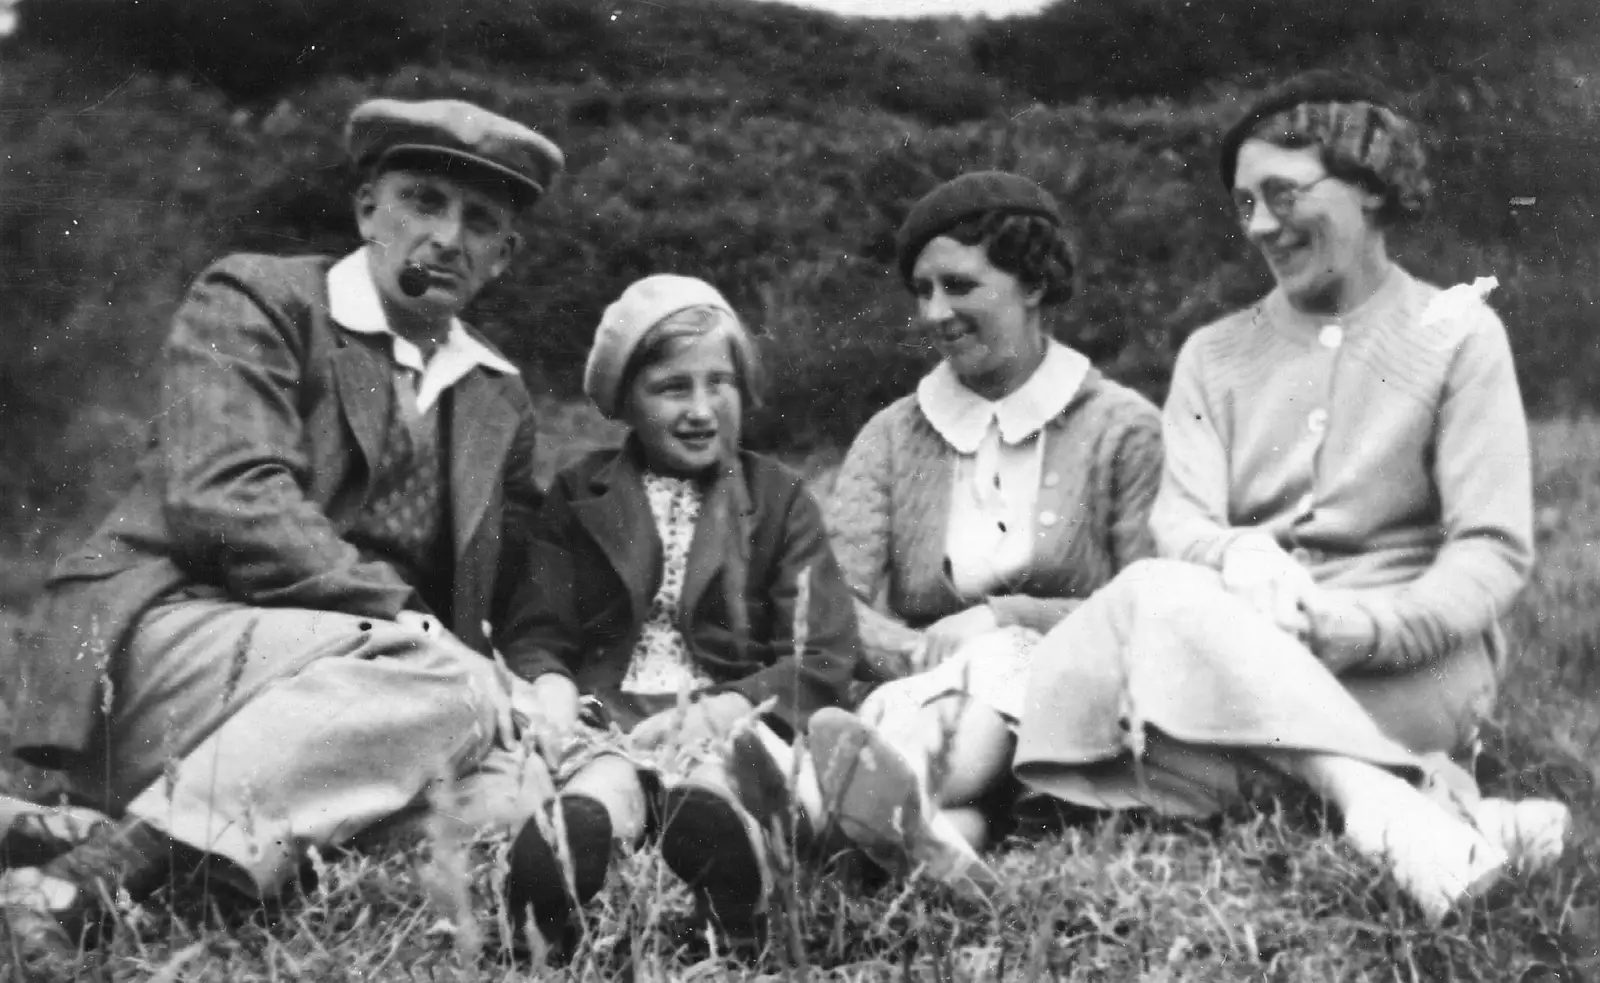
346,98,565,206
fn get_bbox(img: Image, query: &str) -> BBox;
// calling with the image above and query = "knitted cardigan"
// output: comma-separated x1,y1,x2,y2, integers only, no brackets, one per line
1151,266,1533,675
827,369,1164,679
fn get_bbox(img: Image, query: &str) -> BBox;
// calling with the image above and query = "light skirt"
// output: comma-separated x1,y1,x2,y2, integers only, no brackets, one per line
858,624,1041,734
1014,558,1490,817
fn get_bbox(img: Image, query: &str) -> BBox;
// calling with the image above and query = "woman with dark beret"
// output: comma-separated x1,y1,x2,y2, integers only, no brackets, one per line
1003,70,1569,922
810,171,1164,891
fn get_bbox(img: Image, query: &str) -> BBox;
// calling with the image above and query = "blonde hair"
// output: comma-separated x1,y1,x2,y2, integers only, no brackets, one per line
617,305,763,412
620,303,760,660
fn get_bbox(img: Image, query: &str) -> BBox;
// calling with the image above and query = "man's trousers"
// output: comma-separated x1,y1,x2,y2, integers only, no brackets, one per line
60,592,553,896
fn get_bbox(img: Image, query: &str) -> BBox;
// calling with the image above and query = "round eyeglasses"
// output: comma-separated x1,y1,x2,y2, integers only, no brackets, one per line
1231,175,1336,226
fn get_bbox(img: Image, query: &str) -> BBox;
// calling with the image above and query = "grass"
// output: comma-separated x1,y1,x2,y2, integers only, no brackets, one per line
0,414,1597,981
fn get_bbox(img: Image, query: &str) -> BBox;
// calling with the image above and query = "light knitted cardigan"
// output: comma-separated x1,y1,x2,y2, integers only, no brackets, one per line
827,368,1164,678
1151,266,1533,675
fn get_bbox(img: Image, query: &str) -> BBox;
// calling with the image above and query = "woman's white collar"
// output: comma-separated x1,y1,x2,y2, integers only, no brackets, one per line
916,342,1091,454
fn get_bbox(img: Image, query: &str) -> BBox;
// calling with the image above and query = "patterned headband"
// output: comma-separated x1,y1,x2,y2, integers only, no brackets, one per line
1251,99,1431,220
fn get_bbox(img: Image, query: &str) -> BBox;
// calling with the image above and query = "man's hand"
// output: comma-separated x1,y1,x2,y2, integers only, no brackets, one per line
1221,532,1313,641
630,692,755,752
915,604,1000,673
513,674,583,769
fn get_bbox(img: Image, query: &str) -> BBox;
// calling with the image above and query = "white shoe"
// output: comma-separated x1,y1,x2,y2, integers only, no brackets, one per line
1342,790,1507,923
807,708,999,901
1471,798,1570,873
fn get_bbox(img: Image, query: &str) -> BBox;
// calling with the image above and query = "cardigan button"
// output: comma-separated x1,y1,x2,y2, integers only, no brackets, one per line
1319,324,1344,348
1042,471,1060,488
1038,510,1058,528
1307,408,1328,436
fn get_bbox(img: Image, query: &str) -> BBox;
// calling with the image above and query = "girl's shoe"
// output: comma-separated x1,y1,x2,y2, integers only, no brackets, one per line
806,707,998,901
504,794,612,955
659,779,771,943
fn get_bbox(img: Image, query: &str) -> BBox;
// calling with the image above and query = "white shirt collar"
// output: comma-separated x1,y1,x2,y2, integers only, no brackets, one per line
916,341,1091,454
326,248,518,412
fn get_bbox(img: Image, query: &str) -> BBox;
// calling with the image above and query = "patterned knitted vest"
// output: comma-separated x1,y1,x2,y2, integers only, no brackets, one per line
346,367,451,611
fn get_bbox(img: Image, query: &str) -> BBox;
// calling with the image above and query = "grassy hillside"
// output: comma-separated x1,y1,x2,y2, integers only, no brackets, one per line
1,416,1596,981
0,4,1596,979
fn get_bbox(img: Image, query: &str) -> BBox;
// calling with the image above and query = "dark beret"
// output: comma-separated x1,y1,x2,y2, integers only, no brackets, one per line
895,171,1063,284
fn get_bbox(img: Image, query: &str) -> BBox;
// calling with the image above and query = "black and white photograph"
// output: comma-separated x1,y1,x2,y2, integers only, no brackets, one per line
0,0,1593,978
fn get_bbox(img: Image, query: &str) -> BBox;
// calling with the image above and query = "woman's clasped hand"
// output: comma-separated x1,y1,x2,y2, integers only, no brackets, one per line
1220,532,1316,641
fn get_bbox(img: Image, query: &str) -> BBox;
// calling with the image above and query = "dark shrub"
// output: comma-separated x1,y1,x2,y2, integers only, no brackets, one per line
1,3,1596,545
20,0,995,125
969,0,1589,102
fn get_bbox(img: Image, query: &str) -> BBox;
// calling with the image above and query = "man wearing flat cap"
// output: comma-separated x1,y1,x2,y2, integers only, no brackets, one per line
3,98,563,962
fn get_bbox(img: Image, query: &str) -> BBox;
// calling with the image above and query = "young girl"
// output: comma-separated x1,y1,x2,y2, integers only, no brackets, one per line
494,274,862,952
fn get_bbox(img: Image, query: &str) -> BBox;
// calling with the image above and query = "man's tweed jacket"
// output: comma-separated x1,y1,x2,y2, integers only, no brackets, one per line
12,253,541,768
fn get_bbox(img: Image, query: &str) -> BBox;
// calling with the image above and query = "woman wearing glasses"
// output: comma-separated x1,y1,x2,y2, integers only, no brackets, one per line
1009,71,1569,921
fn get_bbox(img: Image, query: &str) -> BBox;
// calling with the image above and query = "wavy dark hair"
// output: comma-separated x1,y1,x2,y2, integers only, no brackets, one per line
922,210,1125,360
932,210,1076,307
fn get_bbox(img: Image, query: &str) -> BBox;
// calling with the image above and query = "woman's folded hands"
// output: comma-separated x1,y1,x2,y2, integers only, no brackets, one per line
1220,532,1378,673
1222,532,1316,640
1297,589,1380,674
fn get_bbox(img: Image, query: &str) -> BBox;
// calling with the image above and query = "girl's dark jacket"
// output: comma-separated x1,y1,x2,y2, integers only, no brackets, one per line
498,441,862,737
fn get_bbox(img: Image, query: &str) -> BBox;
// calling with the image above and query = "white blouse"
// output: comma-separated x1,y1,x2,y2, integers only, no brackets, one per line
621,472,714,696
916,342,1090,600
